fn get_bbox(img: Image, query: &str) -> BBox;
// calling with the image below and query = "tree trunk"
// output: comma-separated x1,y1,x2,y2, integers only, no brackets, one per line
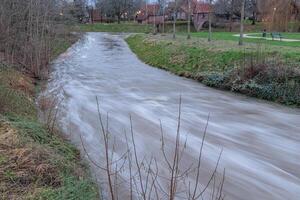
153,5,156,34
251,0,257,25
173,0,177,39
239,0,245,45
117,14,121,24
187,0,191,39
208,0,212,42
229,0,234,32
252,11,256,25
162,6,165,33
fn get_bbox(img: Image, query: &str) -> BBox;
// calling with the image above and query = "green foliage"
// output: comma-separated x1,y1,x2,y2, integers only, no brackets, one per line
126,34,244,74
0,155,7,165
0,85,36,117
34,176,98,200
3,169,16,181
202,74,226,88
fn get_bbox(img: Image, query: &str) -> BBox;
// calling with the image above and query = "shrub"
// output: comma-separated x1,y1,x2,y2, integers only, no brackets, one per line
202,73,225,87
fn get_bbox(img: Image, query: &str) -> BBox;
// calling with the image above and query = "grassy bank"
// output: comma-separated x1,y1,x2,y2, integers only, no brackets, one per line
79,22,152,33
126,34,300,106
78,21,196,33
187,31,300,47
0,40,99,199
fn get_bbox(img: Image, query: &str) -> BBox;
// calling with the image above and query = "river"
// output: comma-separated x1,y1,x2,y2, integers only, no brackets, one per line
44,32,300,200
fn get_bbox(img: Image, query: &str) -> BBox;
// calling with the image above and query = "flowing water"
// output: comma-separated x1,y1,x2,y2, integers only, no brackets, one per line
44,33,300,200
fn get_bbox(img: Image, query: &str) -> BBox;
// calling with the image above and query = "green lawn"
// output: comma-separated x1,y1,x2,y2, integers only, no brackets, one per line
188,31,300,47
79,22,153,33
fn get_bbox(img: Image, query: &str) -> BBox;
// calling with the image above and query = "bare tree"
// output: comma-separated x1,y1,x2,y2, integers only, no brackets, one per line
187,0,191,39
0,0,79,78
159,0,167,34
96,0,143,23
173,0,178,39
80,97,226,200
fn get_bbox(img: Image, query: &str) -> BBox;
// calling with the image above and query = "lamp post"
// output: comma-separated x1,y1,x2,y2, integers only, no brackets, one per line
272,7,277,31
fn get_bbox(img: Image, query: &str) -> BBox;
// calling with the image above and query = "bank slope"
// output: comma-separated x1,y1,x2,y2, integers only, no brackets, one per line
0,59,98,199
126,34,300,107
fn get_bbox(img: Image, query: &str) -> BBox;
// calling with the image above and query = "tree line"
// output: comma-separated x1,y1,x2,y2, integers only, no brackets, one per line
0,0,83,78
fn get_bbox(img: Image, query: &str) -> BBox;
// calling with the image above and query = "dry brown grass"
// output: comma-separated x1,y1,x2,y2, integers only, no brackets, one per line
0,66,35,96
0,120,62,199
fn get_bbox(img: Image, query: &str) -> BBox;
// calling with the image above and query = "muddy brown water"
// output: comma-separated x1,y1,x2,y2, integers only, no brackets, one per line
44,33,300,200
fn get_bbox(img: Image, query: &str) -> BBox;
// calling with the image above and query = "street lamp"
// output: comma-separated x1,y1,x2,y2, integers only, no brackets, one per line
272,7,277,31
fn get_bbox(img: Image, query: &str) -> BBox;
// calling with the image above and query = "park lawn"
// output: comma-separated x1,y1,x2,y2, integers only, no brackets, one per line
126,34,300,106
79,22,152,33
188,31,300,47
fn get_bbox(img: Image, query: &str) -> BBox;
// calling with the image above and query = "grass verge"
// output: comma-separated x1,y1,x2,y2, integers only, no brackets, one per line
0,41,99,199
126,34,300,107
187,31,300,47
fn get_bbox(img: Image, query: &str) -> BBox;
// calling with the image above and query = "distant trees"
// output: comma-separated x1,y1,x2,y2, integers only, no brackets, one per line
214,0,257,31
72,0,88,22
158,0,167,33
96,0,145,23
258,0,298,31
214,0,299,32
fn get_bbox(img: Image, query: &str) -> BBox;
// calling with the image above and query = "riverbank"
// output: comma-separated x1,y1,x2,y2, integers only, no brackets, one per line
0,36,99,199
126,34,300,107
41,32,300,200
78,21,197,33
